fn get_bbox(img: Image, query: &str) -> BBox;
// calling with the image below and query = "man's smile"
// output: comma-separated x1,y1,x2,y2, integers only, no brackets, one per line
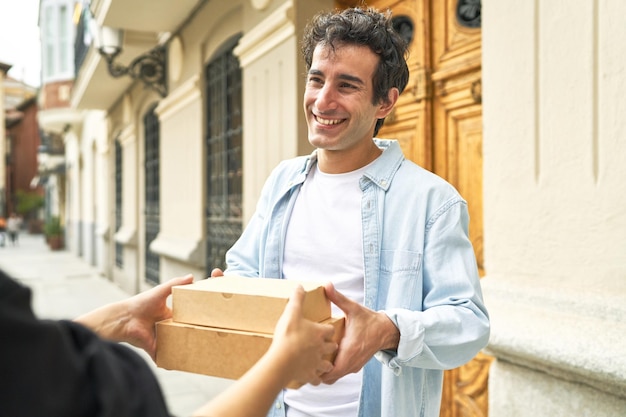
315,115,345,126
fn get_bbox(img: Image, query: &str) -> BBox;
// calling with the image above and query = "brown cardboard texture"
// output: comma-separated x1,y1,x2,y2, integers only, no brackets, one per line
155,316,345,389
172,277,331,333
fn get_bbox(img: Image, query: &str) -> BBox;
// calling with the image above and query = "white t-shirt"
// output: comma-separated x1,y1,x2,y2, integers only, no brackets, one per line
283,163,369,417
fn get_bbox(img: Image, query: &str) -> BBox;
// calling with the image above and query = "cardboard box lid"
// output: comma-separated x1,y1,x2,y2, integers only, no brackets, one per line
156,316,344,389
172,276,331,334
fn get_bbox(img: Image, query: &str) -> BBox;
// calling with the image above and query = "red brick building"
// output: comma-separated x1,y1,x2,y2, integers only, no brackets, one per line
5,95,43,225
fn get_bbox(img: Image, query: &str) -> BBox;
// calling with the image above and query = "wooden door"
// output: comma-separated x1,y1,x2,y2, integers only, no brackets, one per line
428,3,492,416
336,1,491,416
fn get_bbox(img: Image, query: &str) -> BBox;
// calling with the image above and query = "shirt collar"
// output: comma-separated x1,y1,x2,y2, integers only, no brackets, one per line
300,139,405,191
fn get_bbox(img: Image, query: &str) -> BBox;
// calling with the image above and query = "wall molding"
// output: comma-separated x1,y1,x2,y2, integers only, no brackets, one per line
155,74,201,121
149,233,205,268
482,273,626,398
234,0,295,67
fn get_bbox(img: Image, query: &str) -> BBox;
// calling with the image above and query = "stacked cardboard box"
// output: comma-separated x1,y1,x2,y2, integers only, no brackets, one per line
155,276,344,388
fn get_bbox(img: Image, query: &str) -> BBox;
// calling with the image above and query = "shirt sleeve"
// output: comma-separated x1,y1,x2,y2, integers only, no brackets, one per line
0,270,172,417
376,200,490,372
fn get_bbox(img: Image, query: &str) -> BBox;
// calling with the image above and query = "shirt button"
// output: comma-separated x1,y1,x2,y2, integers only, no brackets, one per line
275,401,282,409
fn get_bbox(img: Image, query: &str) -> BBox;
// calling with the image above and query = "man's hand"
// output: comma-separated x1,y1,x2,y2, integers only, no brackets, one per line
210,268,224,277
320,282,400,384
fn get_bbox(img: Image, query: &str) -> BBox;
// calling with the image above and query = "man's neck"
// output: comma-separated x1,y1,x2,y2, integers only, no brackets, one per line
317,141,382,174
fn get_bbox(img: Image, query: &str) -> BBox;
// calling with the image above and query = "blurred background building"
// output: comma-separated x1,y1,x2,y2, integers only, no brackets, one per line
0,62,43,231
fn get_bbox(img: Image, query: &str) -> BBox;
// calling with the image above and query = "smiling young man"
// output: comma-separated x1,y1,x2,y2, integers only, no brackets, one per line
211,7,490,417
303,43,397,174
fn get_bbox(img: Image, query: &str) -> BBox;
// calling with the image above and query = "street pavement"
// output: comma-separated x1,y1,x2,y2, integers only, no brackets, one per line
0,232,234,417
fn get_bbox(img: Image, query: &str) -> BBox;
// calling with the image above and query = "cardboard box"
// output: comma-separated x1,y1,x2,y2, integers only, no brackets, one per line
172,277,331,334
155,316,345,389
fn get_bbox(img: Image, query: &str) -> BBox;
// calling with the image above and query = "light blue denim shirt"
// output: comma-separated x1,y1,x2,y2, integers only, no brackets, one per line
224,140,490,417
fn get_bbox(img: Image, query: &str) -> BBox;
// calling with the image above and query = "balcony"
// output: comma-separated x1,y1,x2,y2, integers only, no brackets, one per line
72,0,200,110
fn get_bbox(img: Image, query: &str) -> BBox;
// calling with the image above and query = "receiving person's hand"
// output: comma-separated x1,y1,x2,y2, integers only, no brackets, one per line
320,282,400,384
269,285,338,386
75,274,194,360
123,274,194,358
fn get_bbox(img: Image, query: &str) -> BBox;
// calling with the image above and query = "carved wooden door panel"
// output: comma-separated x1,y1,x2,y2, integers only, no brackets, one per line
429,3,491,412
335,1,491,416
430,0,484,276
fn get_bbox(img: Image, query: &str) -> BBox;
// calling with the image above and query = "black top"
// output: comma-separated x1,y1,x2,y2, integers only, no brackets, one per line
0,269,171,417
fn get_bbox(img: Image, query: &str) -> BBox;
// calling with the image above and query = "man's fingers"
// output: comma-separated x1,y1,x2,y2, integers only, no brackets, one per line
324,281,355,313
319,360,334,374
210,268,224,277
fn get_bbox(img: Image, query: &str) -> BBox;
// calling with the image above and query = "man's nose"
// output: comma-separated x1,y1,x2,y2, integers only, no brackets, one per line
315,84,338,111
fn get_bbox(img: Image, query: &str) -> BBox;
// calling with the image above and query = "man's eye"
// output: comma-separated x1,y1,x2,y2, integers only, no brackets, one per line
308,77,323,84
340,83,357,89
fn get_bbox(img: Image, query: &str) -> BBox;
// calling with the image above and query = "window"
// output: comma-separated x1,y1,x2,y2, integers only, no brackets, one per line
205,35,243,273
115,140,123,268
44,6,55,77
41,0,74,81
59,5,68,73
144,104,160,285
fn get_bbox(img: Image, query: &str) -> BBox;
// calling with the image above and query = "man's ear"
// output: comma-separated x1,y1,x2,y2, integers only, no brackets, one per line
376,87,400,119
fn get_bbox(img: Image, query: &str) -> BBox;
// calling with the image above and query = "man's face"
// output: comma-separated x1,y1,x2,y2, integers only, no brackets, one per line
303,43,391,154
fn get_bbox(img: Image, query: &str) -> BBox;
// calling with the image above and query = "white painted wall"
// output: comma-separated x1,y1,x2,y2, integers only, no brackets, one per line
483,0,626,281
64,130,80,253
482,0,626,414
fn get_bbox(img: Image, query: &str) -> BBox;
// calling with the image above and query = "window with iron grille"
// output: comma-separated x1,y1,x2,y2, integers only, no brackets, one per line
115,140,123,268
205,34,243,274
144,104,160,285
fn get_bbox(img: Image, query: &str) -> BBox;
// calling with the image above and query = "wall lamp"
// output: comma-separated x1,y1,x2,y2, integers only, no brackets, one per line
90,23,167,97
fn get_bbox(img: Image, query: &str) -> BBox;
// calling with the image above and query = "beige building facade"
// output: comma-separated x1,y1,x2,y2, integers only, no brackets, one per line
65,0,625,415
72,0,333,294
482,0,626,415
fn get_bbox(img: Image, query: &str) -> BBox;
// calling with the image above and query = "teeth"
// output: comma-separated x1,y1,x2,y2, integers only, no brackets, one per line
316,116,342,125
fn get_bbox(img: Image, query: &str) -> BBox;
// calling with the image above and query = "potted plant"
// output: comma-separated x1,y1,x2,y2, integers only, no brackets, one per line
15,190,45,234
44,216,64,250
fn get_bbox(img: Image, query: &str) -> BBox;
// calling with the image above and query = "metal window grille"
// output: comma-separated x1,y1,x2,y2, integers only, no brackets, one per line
144,104,160,285
205,35,243,273
115,140,123,268
74,8,88,77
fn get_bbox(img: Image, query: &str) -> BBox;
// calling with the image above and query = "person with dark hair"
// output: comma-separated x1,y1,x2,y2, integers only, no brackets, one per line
0,269,337,417
7,213,21,246
211,7,490,417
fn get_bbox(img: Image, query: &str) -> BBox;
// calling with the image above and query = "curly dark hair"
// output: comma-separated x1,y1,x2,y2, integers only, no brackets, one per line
301,7,410,136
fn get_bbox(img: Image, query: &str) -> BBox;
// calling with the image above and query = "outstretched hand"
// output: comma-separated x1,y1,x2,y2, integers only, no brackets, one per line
123,274,194,358
75,274,194,360
320,282,400,384
269,285,338,386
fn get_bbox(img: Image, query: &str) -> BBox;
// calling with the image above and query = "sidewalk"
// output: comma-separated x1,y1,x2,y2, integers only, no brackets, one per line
0,232,233,417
